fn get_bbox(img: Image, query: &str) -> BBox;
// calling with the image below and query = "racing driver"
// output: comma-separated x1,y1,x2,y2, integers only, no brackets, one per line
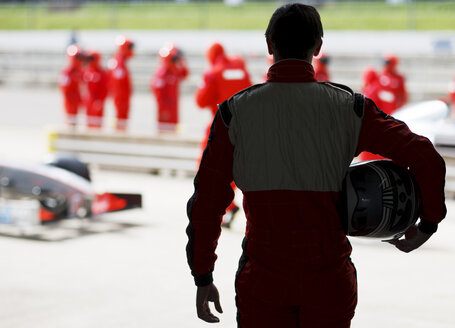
186,3,446,327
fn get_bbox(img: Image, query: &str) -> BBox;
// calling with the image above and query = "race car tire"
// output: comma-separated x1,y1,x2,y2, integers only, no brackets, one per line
39,196,68,216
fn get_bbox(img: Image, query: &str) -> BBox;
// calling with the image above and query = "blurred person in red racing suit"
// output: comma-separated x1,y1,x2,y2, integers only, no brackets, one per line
358,66,386,161
186,3,446,327
83,51,108,129
59,44,85,127
449,76,455,119
361,66,383,108
313,51,330,81
376,54,407,115
151,43,189,132
195,42,252,228
108,35,134,131
262,54,274,81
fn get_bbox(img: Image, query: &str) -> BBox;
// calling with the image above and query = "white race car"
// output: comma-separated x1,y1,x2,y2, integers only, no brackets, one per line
0,154,142,225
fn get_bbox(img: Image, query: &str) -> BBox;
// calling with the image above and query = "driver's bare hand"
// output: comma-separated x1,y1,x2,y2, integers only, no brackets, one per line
196,283,223,323
387,225,432,253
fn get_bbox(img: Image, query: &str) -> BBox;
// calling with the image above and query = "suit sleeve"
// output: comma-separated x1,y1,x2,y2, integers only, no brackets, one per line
397,75,407,108
179,64,189,80
195,72,218,109
356,98,446,228
186,108,235,286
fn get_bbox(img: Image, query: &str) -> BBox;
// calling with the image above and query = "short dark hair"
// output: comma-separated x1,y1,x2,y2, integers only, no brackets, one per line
265,3,323,60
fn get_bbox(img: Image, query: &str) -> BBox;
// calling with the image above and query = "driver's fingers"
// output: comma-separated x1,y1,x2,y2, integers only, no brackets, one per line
197,305,220,323
391,240,414,253
214,298,223,314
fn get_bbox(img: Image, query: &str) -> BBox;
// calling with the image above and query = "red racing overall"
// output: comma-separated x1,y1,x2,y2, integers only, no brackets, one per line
186,60,446,327
108,37,134,130
151,44,189,132
376,56,407,115
359,67,386,161
83,51,108,128
313,52,330,82
195,43,252,214
196,43,252,117
361,67,384,110
59,45,84,126
449,76,455,118
360,56,407,161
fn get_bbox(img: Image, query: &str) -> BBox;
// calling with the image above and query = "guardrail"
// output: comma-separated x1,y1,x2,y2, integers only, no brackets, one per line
48,128,201,177
48,126,455,199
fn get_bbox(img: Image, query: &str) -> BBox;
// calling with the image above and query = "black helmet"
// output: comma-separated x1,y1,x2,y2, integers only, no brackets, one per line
44,152,91,182
341,160,420,239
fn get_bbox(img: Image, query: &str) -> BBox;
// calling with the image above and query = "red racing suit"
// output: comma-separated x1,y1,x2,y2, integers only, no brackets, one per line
196,55,252,153
83,64,108,128
361,67,384,111
108,55,132,129
186,60,446,327
312,52,330,82
358,83,385,161
196,55,252,117
195,54,252,212
359,67,398,162
449,77,455,117
313,61,330,82
151,61,189,131
376,69,407,115
450,77,455,102
59,65,83,125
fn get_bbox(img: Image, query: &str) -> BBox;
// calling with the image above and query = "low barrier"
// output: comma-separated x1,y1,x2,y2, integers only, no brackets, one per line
48,128,201,177
47,127,455,197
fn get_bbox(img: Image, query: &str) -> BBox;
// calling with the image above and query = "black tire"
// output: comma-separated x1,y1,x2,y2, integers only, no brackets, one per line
39,196,68,216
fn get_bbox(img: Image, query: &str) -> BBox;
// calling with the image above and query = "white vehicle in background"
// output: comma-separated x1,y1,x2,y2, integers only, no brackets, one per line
0,154,142,227
393,99,455,196
392,99,451,143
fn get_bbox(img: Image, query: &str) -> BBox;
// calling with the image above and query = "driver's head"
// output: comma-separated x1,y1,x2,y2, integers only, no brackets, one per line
265,3,323,62
383,54,398,73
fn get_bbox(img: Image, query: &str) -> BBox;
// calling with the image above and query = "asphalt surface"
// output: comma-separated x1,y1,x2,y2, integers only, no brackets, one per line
1,29,455,328
0,84,454,328
1,25,455,326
